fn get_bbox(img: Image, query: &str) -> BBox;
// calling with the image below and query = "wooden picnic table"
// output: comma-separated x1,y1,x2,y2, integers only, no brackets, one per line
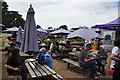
19,52,35,59
24,59,65,80
57,48,72,59
68,51,80,58
62,48,71,53
71,46,83,50
39,44,49,50
63,50,99,69
19,52,30,57
25,59,57,78
68,50,99,60
69,50,98,57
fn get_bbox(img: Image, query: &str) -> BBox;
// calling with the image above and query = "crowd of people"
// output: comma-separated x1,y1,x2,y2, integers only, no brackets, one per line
78,37,120,79
3,34,120,79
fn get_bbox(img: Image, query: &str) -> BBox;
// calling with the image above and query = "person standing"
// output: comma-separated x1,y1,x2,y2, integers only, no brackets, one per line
78,44,98,79
111,38,120,80
64,41,72,52
50,40,59,57
97,45,108,75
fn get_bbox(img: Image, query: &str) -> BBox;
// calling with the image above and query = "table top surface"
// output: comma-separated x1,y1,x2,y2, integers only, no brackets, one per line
69,51,80,57
62,48,71,51
19,52,30,56
71,46,83,48
25,59,56,78
69,50,98,58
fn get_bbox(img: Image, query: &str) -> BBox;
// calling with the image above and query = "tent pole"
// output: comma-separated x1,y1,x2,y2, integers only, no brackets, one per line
115,31,120,39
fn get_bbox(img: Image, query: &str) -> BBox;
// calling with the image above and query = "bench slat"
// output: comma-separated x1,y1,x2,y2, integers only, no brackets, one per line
35,64,47,76
8,75,21,79
25,62,36,78
31,62,42,77
62,58,86,69
44,65,57,74
52,75,61,80
40,65,52,75
25,60,63,79
63,58,79,67
56,74,64,79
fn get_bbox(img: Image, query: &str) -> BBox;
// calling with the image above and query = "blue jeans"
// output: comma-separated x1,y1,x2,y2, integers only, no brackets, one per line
80,61,97,78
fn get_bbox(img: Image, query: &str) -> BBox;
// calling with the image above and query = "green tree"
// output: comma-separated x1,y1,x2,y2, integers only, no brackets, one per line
36,25,41,29
59,25,68,30
1,1,8,30
2,1,25,30
48,27,53,29
105,35,111,41
0,1,2,24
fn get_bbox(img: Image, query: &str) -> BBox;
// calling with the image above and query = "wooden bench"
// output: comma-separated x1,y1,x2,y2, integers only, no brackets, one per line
62,58,91,76
51,74,65,80
62,58,83,69
25,59,65,79
8,75,21,80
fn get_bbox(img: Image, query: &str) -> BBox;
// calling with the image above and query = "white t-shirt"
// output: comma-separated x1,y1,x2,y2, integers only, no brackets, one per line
110,47,120,69
50,43,53,51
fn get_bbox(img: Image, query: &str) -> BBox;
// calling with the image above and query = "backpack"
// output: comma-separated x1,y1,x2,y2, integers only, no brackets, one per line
38,53,45,65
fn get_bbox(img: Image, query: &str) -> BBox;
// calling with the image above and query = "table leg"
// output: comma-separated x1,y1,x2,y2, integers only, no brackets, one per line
67,63,70,68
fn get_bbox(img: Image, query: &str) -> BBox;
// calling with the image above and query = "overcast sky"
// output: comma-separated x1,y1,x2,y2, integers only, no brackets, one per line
4,0,120,29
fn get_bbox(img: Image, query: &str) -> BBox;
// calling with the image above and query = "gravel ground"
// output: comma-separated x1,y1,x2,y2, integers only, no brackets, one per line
52,53,112,79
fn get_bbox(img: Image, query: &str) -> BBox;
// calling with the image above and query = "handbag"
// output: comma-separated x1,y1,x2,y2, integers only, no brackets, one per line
108,69,115,75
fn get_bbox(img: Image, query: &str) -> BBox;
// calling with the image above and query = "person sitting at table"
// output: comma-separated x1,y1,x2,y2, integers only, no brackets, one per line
64,40,72,52
11,32,17,40
50,41,60,57
78,44,98,79
15,42,21,50
97,45,108,75
59,37,66,44
4,48,27,80
37,48,53,68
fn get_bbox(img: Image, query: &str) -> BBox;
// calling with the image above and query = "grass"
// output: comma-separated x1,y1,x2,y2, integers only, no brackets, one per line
0,36,7,48
0,41,5,47
0,36,10,56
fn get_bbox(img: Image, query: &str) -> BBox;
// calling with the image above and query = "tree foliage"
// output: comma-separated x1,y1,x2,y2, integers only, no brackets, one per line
48,27,53,29
59,25,68,30
105,35,111,41
36,25,41,29
2,1,25,30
